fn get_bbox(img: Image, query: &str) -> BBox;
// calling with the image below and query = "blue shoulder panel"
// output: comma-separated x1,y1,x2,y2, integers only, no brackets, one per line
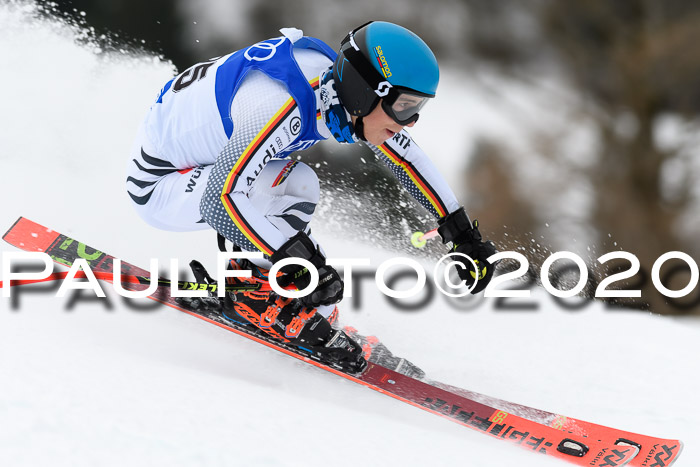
214,34,336,143
296,37,337,61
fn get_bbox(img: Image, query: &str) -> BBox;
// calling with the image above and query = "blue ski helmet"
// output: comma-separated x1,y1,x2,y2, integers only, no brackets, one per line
332,21,439,125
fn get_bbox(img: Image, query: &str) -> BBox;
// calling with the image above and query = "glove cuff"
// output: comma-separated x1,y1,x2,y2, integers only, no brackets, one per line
437,208,478,244
271,231,326,269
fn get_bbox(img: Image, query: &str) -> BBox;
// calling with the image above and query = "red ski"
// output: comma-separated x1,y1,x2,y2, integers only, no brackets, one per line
2,217,683,466
431,381,682,466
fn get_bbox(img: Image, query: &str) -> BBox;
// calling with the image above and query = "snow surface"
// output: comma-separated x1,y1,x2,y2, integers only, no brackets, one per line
1,3,699,466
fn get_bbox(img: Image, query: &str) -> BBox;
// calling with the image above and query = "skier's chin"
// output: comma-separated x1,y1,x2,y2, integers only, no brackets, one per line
368,129,395,145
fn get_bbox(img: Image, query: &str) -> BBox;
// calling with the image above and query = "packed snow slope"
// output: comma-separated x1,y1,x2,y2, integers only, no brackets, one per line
1,3,698,466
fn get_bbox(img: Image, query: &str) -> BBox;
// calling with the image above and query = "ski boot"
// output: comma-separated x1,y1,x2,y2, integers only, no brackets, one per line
178,259,365,374
225,292,366,374
174,258,278,326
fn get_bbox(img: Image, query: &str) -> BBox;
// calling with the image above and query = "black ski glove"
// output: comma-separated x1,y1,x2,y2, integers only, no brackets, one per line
271,231,344,308
437,208,498,295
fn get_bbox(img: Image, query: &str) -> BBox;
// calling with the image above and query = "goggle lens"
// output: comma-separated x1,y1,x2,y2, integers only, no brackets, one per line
382,93,430,125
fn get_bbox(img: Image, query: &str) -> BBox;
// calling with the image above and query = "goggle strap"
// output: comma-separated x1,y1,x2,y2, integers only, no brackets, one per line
340,21,374,48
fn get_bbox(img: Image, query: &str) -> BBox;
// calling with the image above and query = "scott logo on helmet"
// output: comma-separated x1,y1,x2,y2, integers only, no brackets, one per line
373,45,392,78
375,82,392,97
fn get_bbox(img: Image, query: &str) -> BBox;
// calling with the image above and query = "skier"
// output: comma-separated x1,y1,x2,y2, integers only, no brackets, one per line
126,21,497,372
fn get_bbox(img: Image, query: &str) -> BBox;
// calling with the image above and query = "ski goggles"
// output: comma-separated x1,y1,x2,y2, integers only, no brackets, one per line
380,89,431,126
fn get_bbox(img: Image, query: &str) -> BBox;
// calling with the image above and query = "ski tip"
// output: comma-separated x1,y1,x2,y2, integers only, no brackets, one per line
2,217,58,252
607,438,684,466
658,439,684,467
633,438,684,466
2,216,25,241
670,440,685,466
